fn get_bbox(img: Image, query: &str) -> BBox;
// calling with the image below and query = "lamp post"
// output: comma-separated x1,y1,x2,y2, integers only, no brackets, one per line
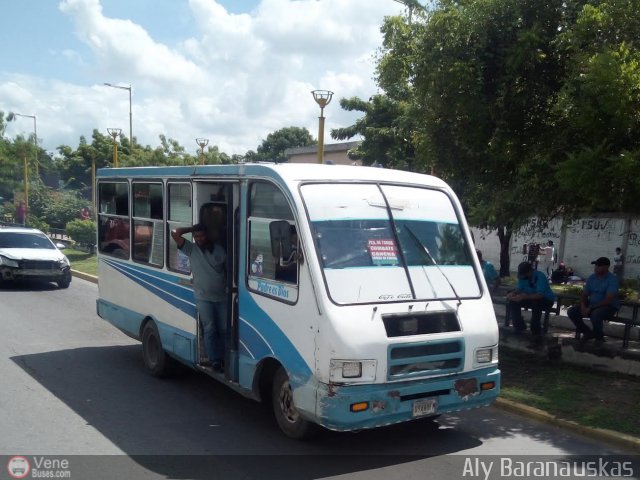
23,154,28,224
196,138,209,165
90,150,97,217
107,128,122,167
104,83,133,147
311,90,333,164
12,113,38,177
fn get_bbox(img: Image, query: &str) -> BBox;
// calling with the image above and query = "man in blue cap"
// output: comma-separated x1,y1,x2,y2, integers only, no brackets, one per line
567,256,619,345
507,261,556,336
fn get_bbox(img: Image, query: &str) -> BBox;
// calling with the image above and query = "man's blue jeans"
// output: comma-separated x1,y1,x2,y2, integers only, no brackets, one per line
567,304,616,341
196,300,227,364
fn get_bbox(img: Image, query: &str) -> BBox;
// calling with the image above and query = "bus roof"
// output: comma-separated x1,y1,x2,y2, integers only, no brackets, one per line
96,163,448,188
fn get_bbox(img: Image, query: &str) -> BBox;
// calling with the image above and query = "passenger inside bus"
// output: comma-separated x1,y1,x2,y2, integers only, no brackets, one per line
100,217,130,258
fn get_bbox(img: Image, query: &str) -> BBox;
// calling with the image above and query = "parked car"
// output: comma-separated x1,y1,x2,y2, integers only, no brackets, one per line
0,226,72,288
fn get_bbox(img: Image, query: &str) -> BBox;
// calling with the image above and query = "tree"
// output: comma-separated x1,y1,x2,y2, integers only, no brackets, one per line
410,0,574,274
254,127,315,163
348,0,640,275
551,3,640,216
332,14,425,170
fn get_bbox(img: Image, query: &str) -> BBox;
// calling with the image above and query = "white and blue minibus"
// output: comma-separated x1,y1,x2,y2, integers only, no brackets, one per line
96,163,500,438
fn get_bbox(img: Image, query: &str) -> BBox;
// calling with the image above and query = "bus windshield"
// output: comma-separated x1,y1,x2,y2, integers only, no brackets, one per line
301,183,480,304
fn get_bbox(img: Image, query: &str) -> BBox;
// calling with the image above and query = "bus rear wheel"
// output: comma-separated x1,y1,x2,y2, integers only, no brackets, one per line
142,321,172,378
271,366,318,440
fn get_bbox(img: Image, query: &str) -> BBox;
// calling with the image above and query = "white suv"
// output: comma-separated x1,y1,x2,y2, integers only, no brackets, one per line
0,227,72,288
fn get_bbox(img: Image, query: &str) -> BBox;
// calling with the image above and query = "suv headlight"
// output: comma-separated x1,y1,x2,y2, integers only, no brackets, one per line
0,255,19,268
58,256,71,268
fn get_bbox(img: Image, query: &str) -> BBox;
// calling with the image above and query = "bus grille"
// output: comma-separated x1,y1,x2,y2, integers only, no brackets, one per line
388,339,464,380
382,311,460,337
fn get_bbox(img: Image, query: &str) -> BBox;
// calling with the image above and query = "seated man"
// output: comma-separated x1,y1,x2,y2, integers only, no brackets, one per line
507,261,556,336
567,257,619,346
550,262,570,284
476,250,500,294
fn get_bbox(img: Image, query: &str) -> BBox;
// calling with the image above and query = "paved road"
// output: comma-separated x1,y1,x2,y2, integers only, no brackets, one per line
0,278,636,479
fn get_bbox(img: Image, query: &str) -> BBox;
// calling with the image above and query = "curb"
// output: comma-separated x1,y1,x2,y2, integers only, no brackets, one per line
494,398,640,452
71,270,640,451
71,269,98,284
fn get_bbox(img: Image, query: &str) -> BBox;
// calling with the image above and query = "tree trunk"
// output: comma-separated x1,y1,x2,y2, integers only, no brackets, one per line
497,226,512,277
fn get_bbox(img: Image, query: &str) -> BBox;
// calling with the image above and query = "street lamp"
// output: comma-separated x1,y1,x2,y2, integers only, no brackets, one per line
311,90,333,164
104,83,133,147
107,128,122,167
196,138,209,165
12,113,38,177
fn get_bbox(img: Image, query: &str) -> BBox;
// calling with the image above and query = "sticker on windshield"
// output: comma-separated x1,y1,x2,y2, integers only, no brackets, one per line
368,239,398,266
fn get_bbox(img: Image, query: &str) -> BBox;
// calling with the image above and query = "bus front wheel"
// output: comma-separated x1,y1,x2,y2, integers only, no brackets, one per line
142,321,172,378
271,366,318,440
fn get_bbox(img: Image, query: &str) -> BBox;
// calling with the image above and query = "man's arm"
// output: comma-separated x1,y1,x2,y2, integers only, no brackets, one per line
171,226,194,249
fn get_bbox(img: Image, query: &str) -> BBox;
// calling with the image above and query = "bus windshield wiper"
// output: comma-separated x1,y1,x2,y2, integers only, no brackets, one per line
404,226,462,308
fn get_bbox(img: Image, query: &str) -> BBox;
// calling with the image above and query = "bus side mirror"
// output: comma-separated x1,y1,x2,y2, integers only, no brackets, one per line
270,220,292,260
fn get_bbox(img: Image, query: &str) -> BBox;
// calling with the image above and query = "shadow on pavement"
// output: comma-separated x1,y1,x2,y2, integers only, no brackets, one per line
10,345,484,479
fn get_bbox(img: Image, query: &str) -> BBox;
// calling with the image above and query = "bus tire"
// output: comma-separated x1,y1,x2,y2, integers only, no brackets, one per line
142,321,172,378
271,366,319,440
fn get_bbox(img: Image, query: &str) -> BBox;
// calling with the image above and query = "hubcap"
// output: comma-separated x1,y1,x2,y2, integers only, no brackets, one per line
278,379,299,424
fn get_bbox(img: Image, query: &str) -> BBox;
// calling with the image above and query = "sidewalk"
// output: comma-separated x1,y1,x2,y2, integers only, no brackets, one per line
493,296,640,376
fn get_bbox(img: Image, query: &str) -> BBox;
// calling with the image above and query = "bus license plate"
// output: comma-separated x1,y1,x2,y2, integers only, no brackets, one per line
412,398,437,417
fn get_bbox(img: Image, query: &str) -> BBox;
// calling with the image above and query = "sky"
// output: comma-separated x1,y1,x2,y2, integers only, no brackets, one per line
0,0,407,157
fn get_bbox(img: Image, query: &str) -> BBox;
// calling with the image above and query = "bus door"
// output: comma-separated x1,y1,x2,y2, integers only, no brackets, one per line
194,181,240,382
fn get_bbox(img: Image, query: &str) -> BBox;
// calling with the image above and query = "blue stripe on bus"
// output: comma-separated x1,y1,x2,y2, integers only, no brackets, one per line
102,258,197,317
237,290,312,388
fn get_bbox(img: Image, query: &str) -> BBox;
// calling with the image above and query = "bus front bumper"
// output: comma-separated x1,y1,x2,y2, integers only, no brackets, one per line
313,367,500,432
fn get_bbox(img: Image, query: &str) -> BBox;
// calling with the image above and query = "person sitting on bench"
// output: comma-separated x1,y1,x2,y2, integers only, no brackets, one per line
567,256,619,346
507,261,556,336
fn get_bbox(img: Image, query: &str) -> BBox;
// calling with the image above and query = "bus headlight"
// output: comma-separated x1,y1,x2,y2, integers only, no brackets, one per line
475,346,498,364
330,359,377,382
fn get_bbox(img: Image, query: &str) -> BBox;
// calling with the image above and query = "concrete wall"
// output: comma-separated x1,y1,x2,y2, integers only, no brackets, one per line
471,215,639,281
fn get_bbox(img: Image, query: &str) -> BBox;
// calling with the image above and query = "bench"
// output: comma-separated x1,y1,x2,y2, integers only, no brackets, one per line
556,295,640,348
496,293,639,348
499,296,559,334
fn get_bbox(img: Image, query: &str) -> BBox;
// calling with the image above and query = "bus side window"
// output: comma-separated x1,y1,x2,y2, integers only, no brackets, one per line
248,182,299,299
132,182,163,267
98,182,130,259
167,182,192,274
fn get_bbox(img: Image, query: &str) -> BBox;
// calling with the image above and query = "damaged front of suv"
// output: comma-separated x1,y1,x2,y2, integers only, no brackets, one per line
0,227,72,289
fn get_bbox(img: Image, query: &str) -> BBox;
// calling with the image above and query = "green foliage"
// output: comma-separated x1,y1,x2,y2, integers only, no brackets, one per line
255,127,315,163
27,183,87,229
66,219,97,247
25,215,50,233
334,0,640,275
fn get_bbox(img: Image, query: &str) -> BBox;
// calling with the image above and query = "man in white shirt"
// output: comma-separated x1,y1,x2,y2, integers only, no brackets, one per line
539,240,555,278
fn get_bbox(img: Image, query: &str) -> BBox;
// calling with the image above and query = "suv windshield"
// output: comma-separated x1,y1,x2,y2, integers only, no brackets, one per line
0,232,56,250
301,183,480,304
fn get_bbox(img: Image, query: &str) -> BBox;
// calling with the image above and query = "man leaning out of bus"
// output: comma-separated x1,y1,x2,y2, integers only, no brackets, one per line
171,223,227,371
506,261,556,338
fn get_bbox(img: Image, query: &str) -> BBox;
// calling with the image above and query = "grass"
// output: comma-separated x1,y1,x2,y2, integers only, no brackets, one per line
68,255,639,438
499,346,640,436
65,248,98,276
